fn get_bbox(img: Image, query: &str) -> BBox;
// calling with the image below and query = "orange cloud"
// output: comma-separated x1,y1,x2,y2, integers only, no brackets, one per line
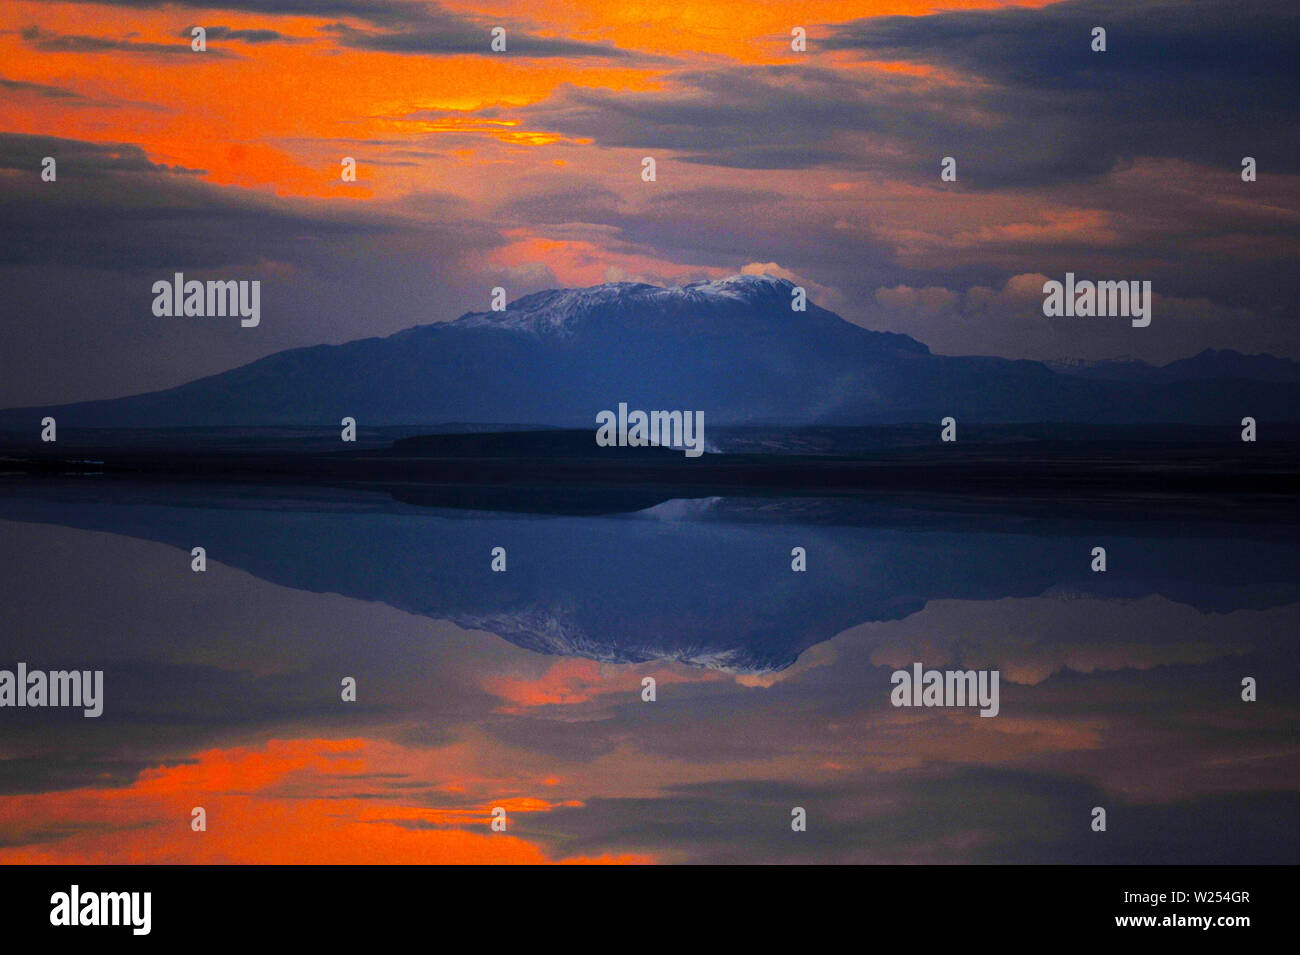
0,0,1049,199
484,657,722,712
0,738,649,864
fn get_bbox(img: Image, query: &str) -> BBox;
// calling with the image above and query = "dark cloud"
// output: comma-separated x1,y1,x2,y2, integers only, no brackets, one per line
177,25,297,44
518,68,896,171
823,0,1300,182
26,0,656,61
25,0,440,26
0,75,170,112
826,0,1297,89
527,769,1300,864
516,64,1098,182
19,25,237,58
323,21,643,60
0,133,200,177
0,76,90,101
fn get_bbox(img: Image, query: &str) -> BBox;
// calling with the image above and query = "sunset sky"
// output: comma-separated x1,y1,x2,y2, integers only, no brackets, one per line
1,3,1297,868
1,0,1297,408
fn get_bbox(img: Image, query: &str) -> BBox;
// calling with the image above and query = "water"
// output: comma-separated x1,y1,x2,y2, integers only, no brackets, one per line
0,477,1295,863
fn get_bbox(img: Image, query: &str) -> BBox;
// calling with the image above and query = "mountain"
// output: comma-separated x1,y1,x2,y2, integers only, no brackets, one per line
2,275,1297,430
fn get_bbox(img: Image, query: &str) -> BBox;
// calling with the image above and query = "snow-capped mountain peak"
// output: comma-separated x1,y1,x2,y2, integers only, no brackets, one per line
453,274,797,335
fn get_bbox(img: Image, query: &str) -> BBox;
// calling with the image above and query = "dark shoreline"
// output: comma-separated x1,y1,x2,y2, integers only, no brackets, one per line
4,427,1298,519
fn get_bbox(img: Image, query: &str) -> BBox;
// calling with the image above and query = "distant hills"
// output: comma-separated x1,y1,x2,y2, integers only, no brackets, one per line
1044,349,1300,384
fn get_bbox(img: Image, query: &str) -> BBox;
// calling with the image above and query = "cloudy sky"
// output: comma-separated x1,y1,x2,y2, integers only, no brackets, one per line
1,0,1297,406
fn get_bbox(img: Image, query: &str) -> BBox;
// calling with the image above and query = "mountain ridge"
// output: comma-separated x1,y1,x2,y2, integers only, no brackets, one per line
1,274,1296,431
